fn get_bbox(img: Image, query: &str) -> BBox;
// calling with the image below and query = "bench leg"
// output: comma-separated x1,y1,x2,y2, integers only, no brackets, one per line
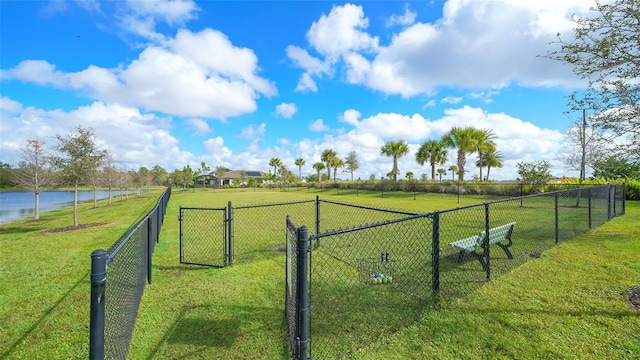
496,243,514,259
476,254,489,279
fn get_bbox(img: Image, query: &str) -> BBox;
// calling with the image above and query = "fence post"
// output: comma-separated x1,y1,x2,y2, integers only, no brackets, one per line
315,196,321,248
622,183,626,215
587,188,591,229
554,192,559,244
297,226,310,360
431,212,440,295
228,201,234,265
223,210,228,266
179,207,183,263
90,249,107,360
147,217,153,284
483,203,490,280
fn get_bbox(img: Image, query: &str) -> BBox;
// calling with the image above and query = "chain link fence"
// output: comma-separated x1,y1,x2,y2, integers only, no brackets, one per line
287,184,626,360
285,216,300,360
307,214,433,359
90,187,171,360
179,207,227,267
231,200,316,264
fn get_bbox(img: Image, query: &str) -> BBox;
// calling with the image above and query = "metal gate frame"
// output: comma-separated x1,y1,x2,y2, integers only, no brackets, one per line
179,206,228,267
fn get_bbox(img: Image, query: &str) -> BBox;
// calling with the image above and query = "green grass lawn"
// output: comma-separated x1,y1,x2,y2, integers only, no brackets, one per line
1,187,637,359
0,192,163,359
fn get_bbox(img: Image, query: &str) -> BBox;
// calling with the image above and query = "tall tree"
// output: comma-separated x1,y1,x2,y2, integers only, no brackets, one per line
405,171,414,181
448,165,458,181
442,126,478,182
380,140,409,181
151,165,168,186
294,158,305,182
516,160,552,192
545,0,640,161
181,165,194,189
344,150,360,181
269,158,282,179
14,139,53,220
592,156,640,180
563,110,604,183
49,126,104,227
416,139,448,181
330,157,345,182
200,161,211,189
321,149,337,181
312,162,325,182
437,168,446,182
476,150,504,181
473,128,496,181
101,149,117,205
214,165,227,188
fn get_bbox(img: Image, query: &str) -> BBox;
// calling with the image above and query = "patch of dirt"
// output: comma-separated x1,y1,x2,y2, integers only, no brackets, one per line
40,222,108,235
629,287,640,312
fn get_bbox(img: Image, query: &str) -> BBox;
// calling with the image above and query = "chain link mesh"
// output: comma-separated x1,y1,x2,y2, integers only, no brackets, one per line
285,217,299,360
179,207,226,267
308,214,432,359
104,219,149,360
232,200,315,264
318,199,418,232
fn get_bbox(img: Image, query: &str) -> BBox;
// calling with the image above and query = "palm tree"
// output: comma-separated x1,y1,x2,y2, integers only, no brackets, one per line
313,162,325,181
269,158,282,178
473,128,496,181
294,158,305,182
415,139,448,181
476,150,504,181
330,157,345,182
442,126,478,182
380,140,409,182
406,171,414,181
437,168,446,182
448,165,458,181
321,149,337,181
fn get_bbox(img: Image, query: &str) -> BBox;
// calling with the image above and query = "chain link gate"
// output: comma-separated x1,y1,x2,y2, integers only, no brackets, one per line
179,207,228,267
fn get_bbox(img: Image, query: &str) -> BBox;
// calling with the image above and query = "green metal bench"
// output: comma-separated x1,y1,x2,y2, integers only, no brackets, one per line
449,222,516,275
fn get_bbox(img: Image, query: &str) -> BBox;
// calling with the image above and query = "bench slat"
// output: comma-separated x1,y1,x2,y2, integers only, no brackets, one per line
450,222,515,253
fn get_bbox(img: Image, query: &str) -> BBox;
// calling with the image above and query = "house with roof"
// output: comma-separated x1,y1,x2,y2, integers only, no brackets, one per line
194,169,266,188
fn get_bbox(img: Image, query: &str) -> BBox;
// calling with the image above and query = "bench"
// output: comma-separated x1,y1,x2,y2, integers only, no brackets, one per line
449,222,516,276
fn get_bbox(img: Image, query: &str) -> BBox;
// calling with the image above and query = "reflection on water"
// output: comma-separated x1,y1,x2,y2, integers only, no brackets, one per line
0,190,136,225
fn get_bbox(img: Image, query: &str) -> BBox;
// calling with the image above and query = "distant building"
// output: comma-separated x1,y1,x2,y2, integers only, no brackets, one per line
194,169,265,188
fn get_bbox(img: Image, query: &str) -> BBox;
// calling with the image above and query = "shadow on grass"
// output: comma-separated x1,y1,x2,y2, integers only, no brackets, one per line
147,304,289,360
1,270,89,358
0,224,47,235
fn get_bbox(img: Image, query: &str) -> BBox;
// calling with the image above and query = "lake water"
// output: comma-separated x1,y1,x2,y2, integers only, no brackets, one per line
0,190,134,225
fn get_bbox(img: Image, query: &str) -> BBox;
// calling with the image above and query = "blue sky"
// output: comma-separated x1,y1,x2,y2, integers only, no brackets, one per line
1,0,594,180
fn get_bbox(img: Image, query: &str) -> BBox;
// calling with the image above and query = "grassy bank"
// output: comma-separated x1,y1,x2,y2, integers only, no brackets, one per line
0,191,163,359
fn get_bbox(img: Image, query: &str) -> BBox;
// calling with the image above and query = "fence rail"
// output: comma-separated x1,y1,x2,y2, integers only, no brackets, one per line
89,187,171,360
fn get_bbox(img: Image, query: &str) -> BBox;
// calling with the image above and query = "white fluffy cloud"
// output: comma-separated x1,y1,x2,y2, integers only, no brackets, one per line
288,1,591,98
239,123,266,139
309,119,330,132
386,4,416,27
118,0,200,41
186,118,212,134
3,28,276,120
275,102,298,118
0,98,193,170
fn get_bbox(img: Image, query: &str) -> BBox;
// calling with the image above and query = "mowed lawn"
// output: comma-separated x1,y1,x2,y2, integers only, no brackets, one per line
1,187,638,359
